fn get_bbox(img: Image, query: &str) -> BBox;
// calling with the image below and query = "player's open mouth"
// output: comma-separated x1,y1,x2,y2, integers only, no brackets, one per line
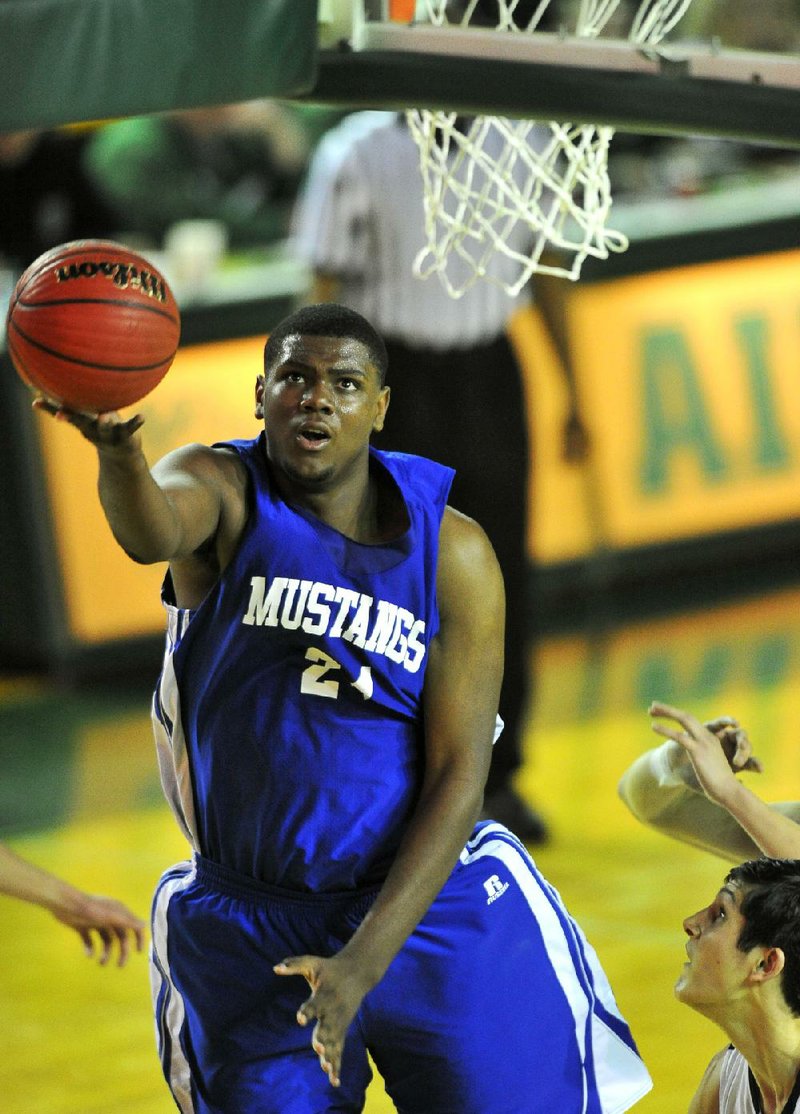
297,427,331,450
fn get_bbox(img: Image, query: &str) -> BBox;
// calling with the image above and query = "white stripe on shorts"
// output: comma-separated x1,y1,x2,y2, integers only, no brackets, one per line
461,825,653,1114
150,860,197,1114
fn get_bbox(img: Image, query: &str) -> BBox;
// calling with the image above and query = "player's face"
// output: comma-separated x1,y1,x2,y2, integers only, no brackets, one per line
675,882,757,1015
257,334,389,489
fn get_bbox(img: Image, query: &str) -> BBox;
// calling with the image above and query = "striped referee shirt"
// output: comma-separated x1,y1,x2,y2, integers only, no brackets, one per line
291,112,540,350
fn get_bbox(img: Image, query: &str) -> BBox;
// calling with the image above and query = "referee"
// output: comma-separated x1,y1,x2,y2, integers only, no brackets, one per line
292,110,587,843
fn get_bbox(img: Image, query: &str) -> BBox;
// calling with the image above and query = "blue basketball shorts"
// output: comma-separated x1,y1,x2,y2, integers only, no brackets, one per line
150,822,651,1113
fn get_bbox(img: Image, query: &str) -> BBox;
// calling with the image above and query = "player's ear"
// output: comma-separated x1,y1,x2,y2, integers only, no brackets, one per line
750,947,784,985
255,375,265,420
373,385,390,433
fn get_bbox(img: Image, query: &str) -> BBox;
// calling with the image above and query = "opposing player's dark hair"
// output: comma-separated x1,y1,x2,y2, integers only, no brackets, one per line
264,303,389,385
727,858,800,1016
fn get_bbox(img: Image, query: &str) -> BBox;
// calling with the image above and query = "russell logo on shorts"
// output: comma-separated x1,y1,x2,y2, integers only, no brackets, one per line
483,874,510,904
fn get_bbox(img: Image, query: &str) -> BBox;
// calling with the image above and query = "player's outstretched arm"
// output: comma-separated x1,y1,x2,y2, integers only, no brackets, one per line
33,398,232,566
275,508,504,1087
648,702,800,861
0,842,145,966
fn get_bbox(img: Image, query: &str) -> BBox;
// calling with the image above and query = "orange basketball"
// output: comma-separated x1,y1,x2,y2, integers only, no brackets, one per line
5,239,181,413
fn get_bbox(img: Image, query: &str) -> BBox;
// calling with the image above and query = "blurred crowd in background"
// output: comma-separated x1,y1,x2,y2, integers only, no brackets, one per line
0,102,346,277
0,0,798,281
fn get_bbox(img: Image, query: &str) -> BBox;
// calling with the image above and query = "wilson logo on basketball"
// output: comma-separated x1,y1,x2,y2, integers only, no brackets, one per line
55,260,170,304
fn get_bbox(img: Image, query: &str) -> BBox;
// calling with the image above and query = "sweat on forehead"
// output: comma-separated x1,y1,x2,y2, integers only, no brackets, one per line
263,303,389,385
264,334,383,389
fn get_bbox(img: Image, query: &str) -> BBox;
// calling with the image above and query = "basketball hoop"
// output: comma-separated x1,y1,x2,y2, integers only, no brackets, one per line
405,0,696,296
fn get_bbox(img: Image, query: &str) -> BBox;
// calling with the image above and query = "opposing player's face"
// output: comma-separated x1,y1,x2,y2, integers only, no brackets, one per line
675,882,757,1014
257,334,389,488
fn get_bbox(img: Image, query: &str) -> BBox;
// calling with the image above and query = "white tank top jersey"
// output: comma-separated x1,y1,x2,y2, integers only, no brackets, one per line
291,111,544,349
720,1046,800,1114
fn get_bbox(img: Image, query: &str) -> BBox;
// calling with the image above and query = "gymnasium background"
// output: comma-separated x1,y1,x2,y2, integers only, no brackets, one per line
2,1,800,1111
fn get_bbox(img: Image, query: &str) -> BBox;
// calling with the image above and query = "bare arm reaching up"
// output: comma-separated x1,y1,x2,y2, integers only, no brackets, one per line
646,702,800,860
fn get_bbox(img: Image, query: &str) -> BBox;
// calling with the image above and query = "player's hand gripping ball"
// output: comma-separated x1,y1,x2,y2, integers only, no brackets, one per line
5,239,181,413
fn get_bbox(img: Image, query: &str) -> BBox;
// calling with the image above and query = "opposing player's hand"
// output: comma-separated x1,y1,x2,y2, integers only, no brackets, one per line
52,891,146,967
274,952,369,1088
33,396,144,448
649,701,763,807
702,712,762,774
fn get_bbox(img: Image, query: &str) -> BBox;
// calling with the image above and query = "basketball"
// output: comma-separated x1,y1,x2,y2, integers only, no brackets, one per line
5,239,181,413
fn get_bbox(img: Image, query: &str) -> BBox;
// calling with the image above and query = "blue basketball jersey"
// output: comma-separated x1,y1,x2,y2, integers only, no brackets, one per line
152,435,454,892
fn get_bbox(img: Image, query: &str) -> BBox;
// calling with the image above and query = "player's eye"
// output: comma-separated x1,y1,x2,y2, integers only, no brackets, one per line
338,376,359,390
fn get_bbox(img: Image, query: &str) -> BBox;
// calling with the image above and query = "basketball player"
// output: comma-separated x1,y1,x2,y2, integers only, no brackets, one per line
619,702,800,862
40,303,650,1112
677,858,800,1114
0,841,144,965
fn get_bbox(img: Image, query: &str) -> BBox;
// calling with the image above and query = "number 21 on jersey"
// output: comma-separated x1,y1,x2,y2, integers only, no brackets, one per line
301,647,374,700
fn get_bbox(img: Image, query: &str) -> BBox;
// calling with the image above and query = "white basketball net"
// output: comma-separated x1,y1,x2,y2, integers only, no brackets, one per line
407,0,696,296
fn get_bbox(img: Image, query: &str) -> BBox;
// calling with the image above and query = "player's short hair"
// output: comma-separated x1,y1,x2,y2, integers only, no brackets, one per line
264,304,389,386
727,858,800,1016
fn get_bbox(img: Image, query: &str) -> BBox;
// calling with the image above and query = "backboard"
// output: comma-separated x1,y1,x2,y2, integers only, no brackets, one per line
312,1,800,148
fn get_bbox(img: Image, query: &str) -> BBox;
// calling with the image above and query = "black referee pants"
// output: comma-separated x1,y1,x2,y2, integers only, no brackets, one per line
373,331,532,792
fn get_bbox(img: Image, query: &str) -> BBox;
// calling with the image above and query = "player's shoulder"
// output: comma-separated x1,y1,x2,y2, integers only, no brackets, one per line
438,506,500,582
156,439,236,466
687,1047,727,1114
441,503,489,542
435,507,503,634
154,441,249,490
375,447,452,505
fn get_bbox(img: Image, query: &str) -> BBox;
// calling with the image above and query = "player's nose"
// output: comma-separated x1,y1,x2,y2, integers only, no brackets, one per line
301,378,334,413
683,911,701,937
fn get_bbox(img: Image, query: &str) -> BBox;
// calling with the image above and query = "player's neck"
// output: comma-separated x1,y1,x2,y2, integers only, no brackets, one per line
278,455,408,544
726,1014,800,1114
747,1058,800,1114
319,481,379,543
286,471,379,544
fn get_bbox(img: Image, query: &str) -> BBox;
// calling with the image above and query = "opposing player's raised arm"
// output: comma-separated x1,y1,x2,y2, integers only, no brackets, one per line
647,703,800,860
619,704,800,862
618,739,762,862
